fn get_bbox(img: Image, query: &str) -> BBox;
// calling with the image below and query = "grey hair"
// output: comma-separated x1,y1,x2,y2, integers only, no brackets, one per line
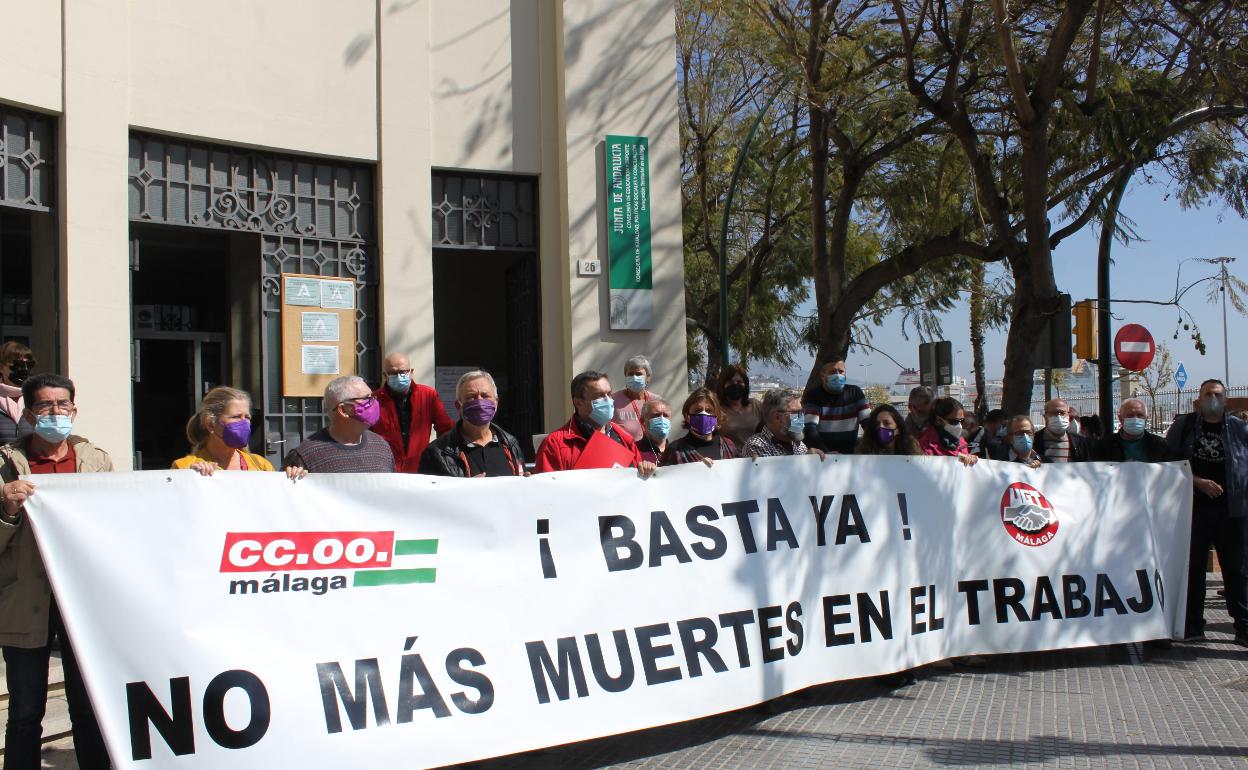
908,385,933,403
1118,397,1146,415
640,398,669,420
624,355,652,376
456,370,498,401
324,375,368,411
761,387,802,421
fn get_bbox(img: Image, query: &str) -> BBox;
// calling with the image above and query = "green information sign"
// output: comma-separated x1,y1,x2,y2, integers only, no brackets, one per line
604,134,653,330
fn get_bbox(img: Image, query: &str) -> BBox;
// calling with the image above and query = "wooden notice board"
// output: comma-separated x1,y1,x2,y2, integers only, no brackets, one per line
280,273,358,397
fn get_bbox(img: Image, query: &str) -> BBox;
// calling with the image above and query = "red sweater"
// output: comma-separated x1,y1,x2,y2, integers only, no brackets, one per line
534,416,641,473
370,384,454,472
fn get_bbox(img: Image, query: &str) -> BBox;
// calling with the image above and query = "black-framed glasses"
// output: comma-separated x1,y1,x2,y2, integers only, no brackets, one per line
30,399,75,415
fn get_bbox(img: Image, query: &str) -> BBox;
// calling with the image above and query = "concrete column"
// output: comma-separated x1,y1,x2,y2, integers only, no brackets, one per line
376,0,436,385
537,0,574,426
60,0,132,465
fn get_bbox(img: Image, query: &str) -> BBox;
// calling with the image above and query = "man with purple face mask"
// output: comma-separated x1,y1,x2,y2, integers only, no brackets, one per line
282,375,395,473
419,370,526,477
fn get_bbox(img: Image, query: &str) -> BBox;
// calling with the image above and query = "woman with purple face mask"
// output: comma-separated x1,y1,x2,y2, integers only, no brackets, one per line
659,388,739,466
855,403,921,456
174,387,305,479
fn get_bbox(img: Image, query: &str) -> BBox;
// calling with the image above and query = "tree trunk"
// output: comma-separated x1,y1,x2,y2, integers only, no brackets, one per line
969,260,988,419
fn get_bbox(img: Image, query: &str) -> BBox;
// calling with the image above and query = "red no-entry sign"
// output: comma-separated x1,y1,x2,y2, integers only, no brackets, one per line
1114,324,1155,371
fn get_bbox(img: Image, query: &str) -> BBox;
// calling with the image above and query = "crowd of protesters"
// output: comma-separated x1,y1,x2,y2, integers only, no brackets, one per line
0,347,1243,768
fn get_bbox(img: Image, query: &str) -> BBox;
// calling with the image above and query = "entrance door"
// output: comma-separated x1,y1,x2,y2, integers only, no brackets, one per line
432,249,543,459
132,336,226,469
129,228,233,469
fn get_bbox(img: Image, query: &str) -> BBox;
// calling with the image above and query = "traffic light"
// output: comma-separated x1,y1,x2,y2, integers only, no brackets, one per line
1072,299,1097,360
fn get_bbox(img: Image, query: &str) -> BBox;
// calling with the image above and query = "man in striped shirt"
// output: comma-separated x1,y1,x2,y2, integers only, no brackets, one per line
1032,398,1093,463
802,358,871,454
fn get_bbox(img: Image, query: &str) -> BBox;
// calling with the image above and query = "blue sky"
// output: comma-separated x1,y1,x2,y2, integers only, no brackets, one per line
756,180,1248,388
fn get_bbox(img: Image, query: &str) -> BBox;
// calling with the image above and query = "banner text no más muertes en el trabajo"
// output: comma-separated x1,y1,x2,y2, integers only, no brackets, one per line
24,456,1191,768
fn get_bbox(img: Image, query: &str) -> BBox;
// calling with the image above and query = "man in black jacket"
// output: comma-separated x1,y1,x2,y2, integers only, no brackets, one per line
1094,398,1172,462
1033,399,1093,463
419,370,526,477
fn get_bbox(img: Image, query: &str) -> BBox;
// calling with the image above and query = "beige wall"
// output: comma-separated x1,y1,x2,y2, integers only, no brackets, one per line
560,0,688,413
60,0,132,461
129,0,378,161
4,0,688,461
0,1,61,112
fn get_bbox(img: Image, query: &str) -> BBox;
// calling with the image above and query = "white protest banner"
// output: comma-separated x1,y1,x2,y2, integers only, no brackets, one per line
24,456,1190,769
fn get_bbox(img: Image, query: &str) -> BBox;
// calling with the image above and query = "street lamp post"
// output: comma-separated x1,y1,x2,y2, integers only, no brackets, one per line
1095,105,1248,421
718,90,781,370
1200,256,1236,384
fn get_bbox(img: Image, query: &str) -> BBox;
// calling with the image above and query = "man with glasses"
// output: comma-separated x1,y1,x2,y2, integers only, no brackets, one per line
1033,398,1093,463
283,375,395,473
746,388,825,459
1166,379,1248,646
0,373,112,769
986,415,1044,468
371,352,453,472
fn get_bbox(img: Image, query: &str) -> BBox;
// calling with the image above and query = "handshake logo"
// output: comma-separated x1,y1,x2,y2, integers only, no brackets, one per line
999,482,1060,547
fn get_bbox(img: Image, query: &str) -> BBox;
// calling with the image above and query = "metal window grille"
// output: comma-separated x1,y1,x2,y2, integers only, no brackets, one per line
128,133,377,460
432,170,536,250
0,106,54,212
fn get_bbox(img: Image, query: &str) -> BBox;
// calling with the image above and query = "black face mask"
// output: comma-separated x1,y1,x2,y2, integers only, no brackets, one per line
724,384,746,402
8,364,32,386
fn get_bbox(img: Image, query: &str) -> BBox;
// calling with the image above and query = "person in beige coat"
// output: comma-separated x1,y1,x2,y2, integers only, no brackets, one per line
0,373,112,769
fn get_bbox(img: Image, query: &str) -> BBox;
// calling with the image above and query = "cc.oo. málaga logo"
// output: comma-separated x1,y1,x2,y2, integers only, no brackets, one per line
999,482,1059,547
218,531,438,596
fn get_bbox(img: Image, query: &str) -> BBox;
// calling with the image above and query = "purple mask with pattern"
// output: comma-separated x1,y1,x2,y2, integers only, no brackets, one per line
351,397,381,427
689,412,717,435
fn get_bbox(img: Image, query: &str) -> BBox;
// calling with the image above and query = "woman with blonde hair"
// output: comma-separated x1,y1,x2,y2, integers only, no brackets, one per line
173,386,304,478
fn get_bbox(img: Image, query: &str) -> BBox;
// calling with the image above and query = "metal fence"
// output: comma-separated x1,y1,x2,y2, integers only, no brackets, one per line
977,385,1248,432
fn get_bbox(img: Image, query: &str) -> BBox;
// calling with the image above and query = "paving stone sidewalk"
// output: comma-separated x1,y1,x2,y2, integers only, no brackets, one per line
15,579,1248,769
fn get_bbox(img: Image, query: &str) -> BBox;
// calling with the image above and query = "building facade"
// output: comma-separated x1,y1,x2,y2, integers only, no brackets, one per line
0,0,687,468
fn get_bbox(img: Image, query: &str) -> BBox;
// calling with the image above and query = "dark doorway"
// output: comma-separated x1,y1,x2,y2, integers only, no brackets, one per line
0,212,33,345
432,249,543,459
130,226,235,469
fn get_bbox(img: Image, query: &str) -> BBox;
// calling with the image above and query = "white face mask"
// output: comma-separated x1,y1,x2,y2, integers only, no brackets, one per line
942,423,963,440
1046,414,1070,433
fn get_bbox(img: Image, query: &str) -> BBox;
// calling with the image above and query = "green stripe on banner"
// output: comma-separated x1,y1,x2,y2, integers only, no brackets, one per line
394,539,438,555
354,568,436,587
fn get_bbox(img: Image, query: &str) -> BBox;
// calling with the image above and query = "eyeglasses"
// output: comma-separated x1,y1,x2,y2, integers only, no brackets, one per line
341,396,376,408
383,368,413,376
944,418,965,425
30,399,74,415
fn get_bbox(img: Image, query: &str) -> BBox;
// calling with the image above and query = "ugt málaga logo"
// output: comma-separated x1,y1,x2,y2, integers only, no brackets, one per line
999,482,1059,546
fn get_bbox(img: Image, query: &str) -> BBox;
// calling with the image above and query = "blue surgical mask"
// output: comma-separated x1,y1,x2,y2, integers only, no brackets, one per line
1011,434,1033,455
387,372,412,393
787,412,805,438
647,416,671,440
626,374,647,393
1122,417,1147,436
35,414,73,443
996,426,1007,439
824,373,846,391
589,397,615,426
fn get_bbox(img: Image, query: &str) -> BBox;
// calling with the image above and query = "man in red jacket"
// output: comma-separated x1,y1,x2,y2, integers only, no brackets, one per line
534,370,655,478
371,352,453,472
